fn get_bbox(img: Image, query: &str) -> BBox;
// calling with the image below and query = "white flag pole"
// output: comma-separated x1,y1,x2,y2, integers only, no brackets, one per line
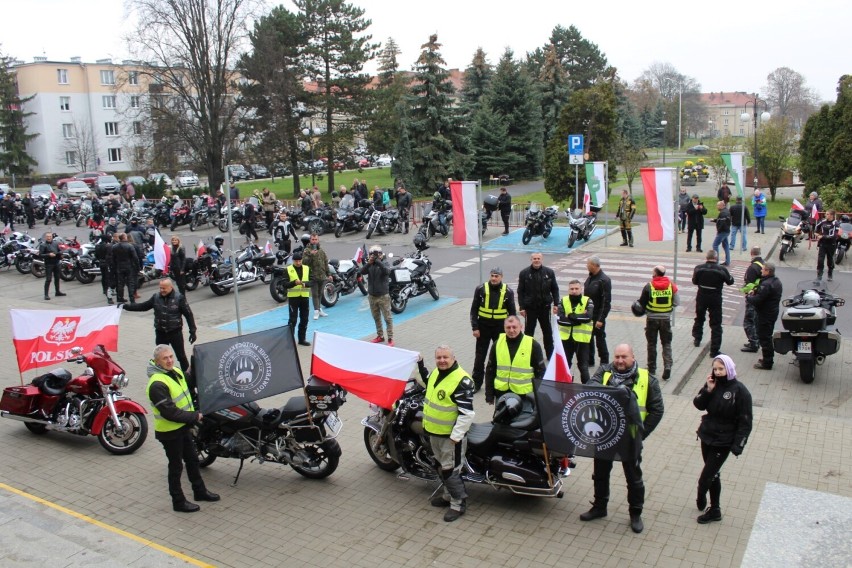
671,167,680,325
477,179,483,285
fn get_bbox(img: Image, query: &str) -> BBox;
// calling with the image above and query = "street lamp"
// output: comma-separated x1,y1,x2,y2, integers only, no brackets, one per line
302,126,315,187
660,120,668,166
741,94,771,189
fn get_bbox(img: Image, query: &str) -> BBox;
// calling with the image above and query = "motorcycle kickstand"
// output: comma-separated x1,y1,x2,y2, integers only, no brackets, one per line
230,458,245,487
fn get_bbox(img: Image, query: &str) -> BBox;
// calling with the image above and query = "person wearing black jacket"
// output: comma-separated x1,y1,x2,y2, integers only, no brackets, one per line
711,201,732,266
484,315,546,404
740,247,764,352
693,354,752,524
272,211,298,253
169,235,187,295
517,253,559,358
38,232,65,300
470,267,517,392
396,187,412,234
22,192,35,229
111,233,140,304
584,256,612,366
816,209,840,281
240,200,258,243
94,232,115,304
746,262,783,370
557,279,594,384
692,250,735,357
497,187,512,235
360,245,393,345
123,278,197,373
728,196,751,253
685,194,707,252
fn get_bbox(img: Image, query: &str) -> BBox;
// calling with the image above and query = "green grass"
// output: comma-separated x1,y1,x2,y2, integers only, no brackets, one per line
234,168,396,200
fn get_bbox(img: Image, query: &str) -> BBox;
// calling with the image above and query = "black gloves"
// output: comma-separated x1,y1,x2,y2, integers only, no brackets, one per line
189,331,197,344
731,445,743,457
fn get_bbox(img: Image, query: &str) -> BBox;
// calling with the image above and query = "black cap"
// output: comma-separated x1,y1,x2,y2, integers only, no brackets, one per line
292,252,303,260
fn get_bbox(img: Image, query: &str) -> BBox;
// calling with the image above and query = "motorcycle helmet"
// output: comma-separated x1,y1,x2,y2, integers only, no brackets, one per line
214,235,225,248
493,393,523,425
300,234,311,247
413,233,428,251
802,290,820,306
433,191,441,200
631,300,646,317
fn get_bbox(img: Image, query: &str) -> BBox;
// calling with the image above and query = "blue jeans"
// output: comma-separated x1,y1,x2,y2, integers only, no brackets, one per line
713,231,731,265
755,216,765,232
729,225,747,251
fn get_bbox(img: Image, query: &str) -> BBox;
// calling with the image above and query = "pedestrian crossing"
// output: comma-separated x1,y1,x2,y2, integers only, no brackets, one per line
547,250,748,324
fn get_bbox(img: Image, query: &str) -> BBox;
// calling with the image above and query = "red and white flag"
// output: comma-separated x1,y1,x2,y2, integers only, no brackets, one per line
50,190,58,203
583,184,591,214
11,307,122,373
153,228,170,271
811,204,820,221
542,315,572,383
264,240,272,254
792,198,805,211
450,181,480,246
197,239,207,257
353,244,366,264
311,332,419,409
641,168,676,241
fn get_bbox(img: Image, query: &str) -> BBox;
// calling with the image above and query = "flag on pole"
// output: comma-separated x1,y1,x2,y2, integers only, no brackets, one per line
354,244,366,264
641,168,676,242
542,315,572,383
585,162,607,207
153,228,171,271
811,203,820,221
583,184,591,214
449,180,480,246
264,240,272,254
50,190,58,203
11,307,122,373
311,332,419,409
197,239,207,257
720,153,746,197
792,198,805,211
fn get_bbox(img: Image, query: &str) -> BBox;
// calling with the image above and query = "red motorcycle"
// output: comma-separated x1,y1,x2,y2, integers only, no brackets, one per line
0,345,148,454
170,199,192,231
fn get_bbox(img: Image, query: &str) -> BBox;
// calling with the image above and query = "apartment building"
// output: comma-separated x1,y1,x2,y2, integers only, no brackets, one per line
701,91,756,139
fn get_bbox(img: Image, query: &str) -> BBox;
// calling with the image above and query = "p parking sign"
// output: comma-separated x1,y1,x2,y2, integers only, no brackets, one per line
568,134,584,165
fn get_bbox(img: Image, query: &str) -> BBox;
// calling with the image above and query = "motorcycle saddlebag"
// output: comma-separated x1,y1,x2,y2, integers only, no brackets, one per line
816,330,842,356
0,385,40,414
305,375,342,411
781,306,827,333
772,331,794,355
489,453,549,488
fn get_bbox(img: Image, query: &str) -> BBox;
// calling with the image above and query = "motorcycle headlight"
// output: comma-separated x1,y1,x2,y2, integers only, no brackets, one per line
111,373,128,389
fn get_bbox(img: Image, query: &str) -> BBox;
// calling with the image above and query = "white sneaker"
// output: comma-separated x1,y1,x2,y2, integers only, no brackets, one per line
319,310,328,317
313,310,319,320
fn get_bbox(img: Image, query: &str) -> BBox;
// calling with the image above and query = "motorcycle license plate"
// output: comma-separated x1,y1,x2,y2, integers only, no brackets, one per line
798,341,812,353
325,412,342,436
394,269,411,282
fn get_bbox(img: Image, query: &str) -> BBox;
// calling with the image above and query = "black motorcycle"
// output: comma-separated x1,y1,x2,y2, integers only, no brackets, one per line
189,197,218,232
72,243,101,284
834,215,852,265
209,244,281,296
302,205,336,236
196,376,346,484
363,385,569,498
334,200,372,238
387,239,439,314
521,205,559,245
320,257,369,307
366,208,401,239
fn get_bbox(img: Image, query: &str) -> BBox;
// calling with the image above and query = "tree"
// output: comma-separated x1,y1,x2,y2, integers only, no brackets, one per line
365,37,407,159
400,34,468,195
818,176,852,212
527,25,609,92
468,97,516,178
799,75,852,192
536,43,569,145
0,53,37,177
125,0,252,191
295,0,377,193
753,118,797,200
763,67,818,129
615,137,647,193
58,117,96,172
460,47,493,118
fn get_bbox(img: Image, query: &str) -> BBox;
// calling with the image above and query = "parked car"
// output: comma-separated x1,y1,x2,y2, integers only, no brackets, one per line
227,164,251,181
31,184,54,200
332,160,345,172
125,175,147,187
94,175,121,195
57,171,107,189
174,170,199,189
376,155,392,167
148,173,173,189
686,145,711,155
249,164,269,179
273,163,291,176
357,157,371,168
65,180,91,198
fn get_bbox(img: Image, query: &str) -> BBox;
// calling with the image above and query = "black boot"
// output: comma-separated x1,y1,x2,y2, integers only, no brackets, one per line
697,507,722,524
620,229,628,246
627,230,634,247
172,498,200,513
579,502,608,521
193,488,220,502
630,510,644,533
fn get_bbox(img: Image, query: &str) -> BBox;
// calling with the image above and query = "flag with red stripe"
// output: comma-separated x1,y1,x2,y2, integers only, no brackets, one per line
792,198,805,211
153,228,171,271
542,315,572,383
450,181,480,246
641,168,676,241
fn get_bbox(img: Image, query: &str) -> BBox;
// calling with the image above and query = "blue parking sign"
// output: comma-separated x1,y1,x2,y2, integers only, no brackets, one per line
568,134,584,164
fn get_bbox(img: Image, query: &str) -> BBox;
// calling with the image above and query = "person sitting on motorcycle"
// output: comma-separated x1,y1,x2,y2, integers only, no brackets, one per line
208,236,225,261
484,315,547,405
338,187,355,215
432,192,450,232
273,211,297,254
215,188,227,213
300,190,313,215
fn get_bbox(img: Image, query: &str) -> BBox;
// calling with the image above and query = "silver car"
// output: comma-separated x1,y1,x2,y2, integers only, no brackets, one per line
94,175,121,195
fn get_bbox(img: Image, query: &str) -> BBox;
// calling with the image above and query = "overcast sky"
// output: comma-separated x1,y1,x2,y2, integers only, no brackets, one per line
3,0,846,102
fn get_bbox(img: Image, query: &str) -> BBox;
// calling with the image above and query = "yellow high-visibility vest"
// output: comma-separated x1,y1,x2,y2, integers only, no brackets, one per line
603,369,649,438
558,296,593,342
494,335,534,394
147,369,194,433
478,283,508,320
287,264,310,298
423,367,467,436
645,284,673,313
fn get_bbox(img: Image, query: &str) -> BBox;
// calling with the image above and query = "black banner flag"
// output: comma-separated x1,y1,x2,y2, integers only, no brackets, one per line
534,379,636,461
192,326,304,414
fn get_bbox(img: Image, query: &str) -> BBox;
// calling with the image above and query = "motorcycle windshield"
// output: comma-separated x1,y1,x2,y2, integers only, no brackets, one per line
794,279,837,295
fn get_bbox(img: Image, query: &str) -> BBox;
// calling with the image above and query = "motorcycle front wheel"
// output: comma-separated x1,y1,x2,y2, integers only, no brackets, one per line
98,411,148,455
335,224,343,238
522,227,532,245
366,222,376,239
799,359,816,384
59,263,75,282
217,218,229,232
357,274,368,296
190,218,198,232
76,216,84,228
15,256,32,274
363,427,399,472
390,292,407,314
307,219,324,235
568,230,577,248
779,242,789,261
543,223,552,238
184,274,200,291
428,280,439,301
290,439,341,479
269,276,288,303
196,436,218,467
321,282,339,307
836,247,846,265
31,263,45,279
75,266,96,284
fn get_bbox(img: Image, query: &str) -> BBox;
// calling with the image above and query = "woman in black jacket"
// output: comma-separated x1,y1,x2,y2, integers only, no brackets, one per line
169,235,187,295
693,353,753,524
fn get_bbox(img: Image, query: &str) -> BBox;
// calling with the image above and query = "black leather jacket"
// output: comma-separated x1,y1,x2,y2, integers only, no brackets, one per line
583,270,612,323
517,265,559,309
746,274,783,319
111,242,140,272
694,379,752,452
124,289,196,334
692,262,734,294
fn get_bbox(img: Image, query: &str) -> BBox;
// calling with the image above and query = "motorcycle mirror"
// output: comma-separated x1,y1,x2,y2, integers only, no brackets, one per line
387,253,394,258
836,298,846,307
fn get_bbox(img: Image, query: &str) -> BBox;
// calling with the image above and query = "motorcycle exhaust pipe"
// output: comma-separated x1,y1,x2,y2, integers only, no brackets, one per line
0,411,52,425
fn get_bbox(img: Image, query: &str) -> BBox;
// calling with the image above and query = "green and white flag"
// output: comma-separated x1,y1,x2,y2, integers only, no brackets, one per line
585,162,607,206
720,152,745,198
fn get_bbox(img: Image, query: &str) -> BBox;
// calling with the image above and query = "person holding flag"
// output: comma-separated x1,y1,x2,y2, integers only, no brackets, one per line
484,316,546,405
556,280,594,384
616,190,636,247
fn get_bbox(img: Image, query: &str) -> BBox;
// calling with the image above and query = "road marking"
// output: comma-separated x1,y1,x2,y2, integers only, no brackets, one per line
434,266,461,274
0,482,213,567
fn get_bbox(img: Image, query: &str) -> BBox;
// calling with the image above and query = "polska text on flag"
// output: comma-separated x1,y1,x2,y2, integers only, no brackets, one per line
641,168,676,242
449,181,480,246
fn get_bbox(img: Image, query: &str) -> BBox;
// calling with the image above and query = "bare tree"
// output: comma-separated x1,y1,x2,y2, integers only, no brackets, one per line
57,116,96,171
123,0,256,190
763,67,819,130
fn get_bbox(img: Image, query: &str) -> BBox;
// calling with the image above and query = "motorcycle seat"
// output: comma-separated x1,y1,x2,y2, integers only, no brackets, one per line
466,422,533,454
280,396,308,420
31,369,73,396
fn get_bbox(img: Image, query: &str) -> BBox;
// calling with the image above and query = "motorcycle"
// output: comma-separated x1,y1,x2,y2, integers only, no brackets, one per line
189,197,218,232
3,232,37,272
319,257,369,307
169,198,192,231
418,202,453,241
522,204,559,245
834,215,852,265
363,385,569,498
195,376,346,484
0,345,148,454
301,205,336,236
75,200,93,227
335,200,372,238
366,208,401,239
387,239,439,314
566,206,600,248
209,243,279,296
137,246,163,288
772,280,845,384
72,242,101,284
31,236,81,280
777,211,806,261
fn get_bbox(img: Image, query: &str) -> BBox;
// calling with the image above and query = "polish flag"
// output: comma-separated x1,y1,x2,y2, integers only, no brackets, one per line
542,315,572,383
153,228,170,271
264,240,272,254
311,332,419,409
50,190,58,203
641,168,676,241
450,181,480,246
196,239,207,257
583,184,591,214
353,244,366,264
811,204,820,221
791,198,805,211
11,307,122,373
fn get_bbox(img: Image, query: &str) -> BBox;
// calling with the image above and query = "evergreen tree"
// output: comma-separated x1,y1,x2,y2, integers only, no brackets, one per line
391,100,414,186
537,43,569,145
460,48,493,119
0,53,38,177
527,25,609,92
365,37,407,159
799,75,852,192
469,97,516,178
376,37,401,86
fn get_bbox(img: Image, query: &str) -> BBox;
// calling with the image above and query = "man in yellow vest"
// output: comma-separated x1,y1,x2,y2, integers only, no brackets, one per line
484,315,546,405
417,345,475,522
470,267,517,392
147,344,219,513
557,279,594,384
286,252,312,346
637,266,679,381
580,344,664,534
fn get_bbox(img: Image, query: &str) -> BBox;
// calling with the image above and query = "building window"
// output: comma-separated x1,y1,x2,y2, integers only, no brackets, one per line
62,123,74,138
130,95,140,108
65,151,77,166
60,96,71,111
100,70,115,85
723,109,730,115
132,121,142,135
57,69,68,84
102,95,116,109
723,118,729,126
128,71,139,85
105,122,119,136
740,127,745,136
108,148,122,163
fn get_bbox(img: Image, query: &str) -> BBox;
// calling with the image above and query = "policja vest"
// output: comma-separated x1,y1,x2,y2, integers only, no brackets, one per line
478,283,508,320
286,264,310,298
645,283,674,313
493,335,534,395
558,296,593,342
422,367,467,436
147,369,194,433
603,369,649,438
